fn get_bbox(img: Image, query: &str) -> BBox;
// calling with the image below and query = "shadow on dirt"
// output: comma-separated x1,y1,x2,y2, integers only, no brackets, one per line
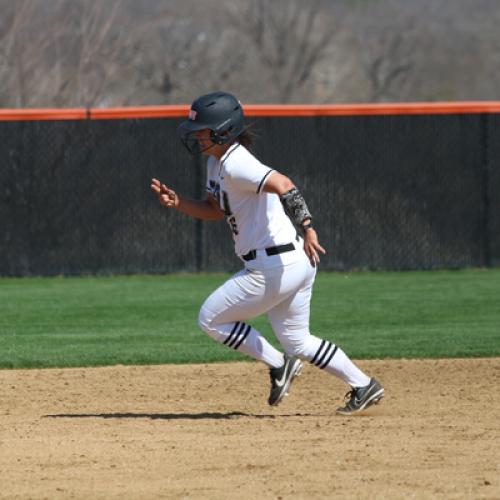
43,411,319,420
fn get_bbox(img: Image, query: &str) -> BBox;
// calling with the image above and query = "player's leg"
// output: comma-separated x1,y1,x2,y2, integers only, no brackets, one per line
198,268,286,368
198,266,304,405
267,257,383,412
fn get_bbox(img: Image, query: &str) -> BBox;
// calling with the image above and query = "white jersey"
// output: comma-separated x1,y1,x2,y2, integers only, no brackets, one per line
205,143,297,257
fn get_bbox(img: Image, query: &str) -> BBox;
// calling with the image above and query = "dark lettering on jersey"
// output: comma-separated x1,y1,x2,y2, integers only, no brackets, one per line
222,191,239,235
221,191,232,216
209,180,221,203
208,180,239,235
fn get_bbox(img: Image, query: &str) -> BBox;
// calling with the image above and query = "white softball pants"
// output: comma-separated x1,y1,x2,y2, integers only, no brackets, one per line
198,241,370,387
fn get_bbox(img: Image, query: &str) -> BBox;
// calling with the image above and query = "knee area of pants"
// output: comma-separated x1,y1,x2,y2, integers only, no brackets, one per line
198,309,226,344
198,308,214,334
282,340,312,360
281,337,319,361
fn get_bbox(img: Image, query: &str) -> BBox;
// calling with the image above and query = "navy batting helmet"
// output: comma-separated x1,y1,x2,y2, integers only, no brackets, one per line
178,91,245,154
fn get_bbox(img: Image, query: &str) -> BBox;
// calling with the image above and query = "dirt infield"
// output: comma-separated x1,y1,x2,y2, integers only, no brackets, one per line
0,358,499,499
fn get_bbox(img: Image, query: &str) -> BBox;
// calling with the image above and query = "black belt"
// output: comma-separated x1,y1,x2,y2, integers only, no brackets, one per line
242,242,295,262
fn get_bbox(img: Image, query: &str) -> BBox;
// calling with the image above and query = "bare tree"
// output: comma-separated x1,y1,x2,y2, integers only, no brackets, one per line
0,0,131,108
0,0,44,107
46,0,130,107
226,0,335,102
363,30,414,102
1,0,500,107
123,17,247,105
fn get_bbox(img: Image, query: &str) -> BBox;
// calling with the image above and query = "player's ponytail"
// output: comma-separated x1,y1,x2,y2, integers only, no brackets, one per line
237,124,256,149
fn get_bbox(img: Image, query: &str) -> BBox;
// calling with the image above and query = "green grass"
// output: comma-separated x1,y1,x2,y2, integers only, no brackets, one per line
0,270,499,368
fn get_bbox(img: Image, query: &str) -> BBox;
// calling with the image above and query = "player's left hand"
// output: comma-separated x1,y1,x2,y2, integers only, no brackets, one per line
303,228,326,267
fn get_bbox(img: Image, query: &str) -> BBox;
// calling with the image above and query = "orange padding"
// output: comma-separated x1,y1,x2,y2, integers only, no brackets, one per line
0,108,88,121
1,102,500,121
91,105,189,119
245,102,500,116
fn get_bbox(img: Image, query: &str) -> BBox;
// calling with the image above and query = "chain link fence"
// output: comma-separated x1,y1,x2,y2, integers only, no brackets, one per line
0,112,498,276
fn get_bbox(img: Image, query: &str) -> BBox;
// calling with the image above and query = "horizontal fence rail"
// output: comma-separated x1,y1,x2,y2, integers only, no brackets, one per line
2,101,500,121
0,103,498,276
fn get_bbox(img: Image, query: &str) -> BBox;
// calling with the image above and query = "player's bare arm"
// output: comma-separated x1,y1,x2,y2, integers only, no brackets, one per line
150,178,224,220
263,171,326,266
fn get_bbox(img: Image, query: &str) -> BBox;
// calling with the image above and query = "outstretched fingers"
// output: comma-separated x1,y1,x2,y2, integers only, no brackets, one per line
303,232,326,267
150,178,162,194
314,241,327,255
305,246,320,266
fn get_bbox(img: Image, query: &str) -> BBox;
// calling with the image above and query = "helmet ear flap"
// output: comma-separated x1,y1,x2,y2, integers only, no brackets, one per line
210,130,223,145
210,129,232,145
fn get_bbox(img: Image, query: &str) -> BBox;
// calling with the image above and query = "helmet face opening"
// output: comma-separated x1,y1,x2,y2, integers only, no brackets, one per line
180,130,217,155
180,128,242,155
178,91,245,155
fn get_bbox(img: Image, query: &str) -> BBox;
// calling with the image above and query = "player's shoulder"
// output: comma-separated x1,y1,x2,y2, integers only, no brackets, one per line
223,144,262,172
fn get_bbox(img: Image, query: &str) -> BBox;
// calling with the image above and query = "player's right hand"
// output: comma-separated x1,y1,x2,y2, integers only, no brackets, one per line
150,178,179,208
303,228,326,267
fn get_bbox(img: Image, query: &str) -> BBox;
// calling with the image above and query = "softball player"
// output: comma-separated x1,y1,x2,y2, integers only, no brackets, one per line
151,92,384,414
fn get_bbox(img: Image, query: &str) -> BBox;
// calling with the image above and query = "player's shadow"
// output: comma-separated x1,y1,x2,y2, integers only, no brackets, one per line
43,411,316,420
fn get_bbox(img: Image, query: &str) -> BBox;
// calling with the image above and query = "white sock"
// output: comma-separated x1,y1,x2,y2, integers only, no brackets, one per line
238,327,284,368
323,346,370,388
205,320,284,368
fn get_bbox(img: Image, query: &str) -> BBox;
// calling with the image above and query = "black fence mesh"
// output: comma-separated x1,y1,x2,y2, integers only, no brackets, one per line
487,114,500,268
0,113,498,276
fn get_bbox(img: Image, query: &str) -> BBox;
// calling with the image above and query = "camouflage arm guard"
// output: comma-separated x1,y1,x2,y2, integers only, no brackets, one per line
279,187,312,226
